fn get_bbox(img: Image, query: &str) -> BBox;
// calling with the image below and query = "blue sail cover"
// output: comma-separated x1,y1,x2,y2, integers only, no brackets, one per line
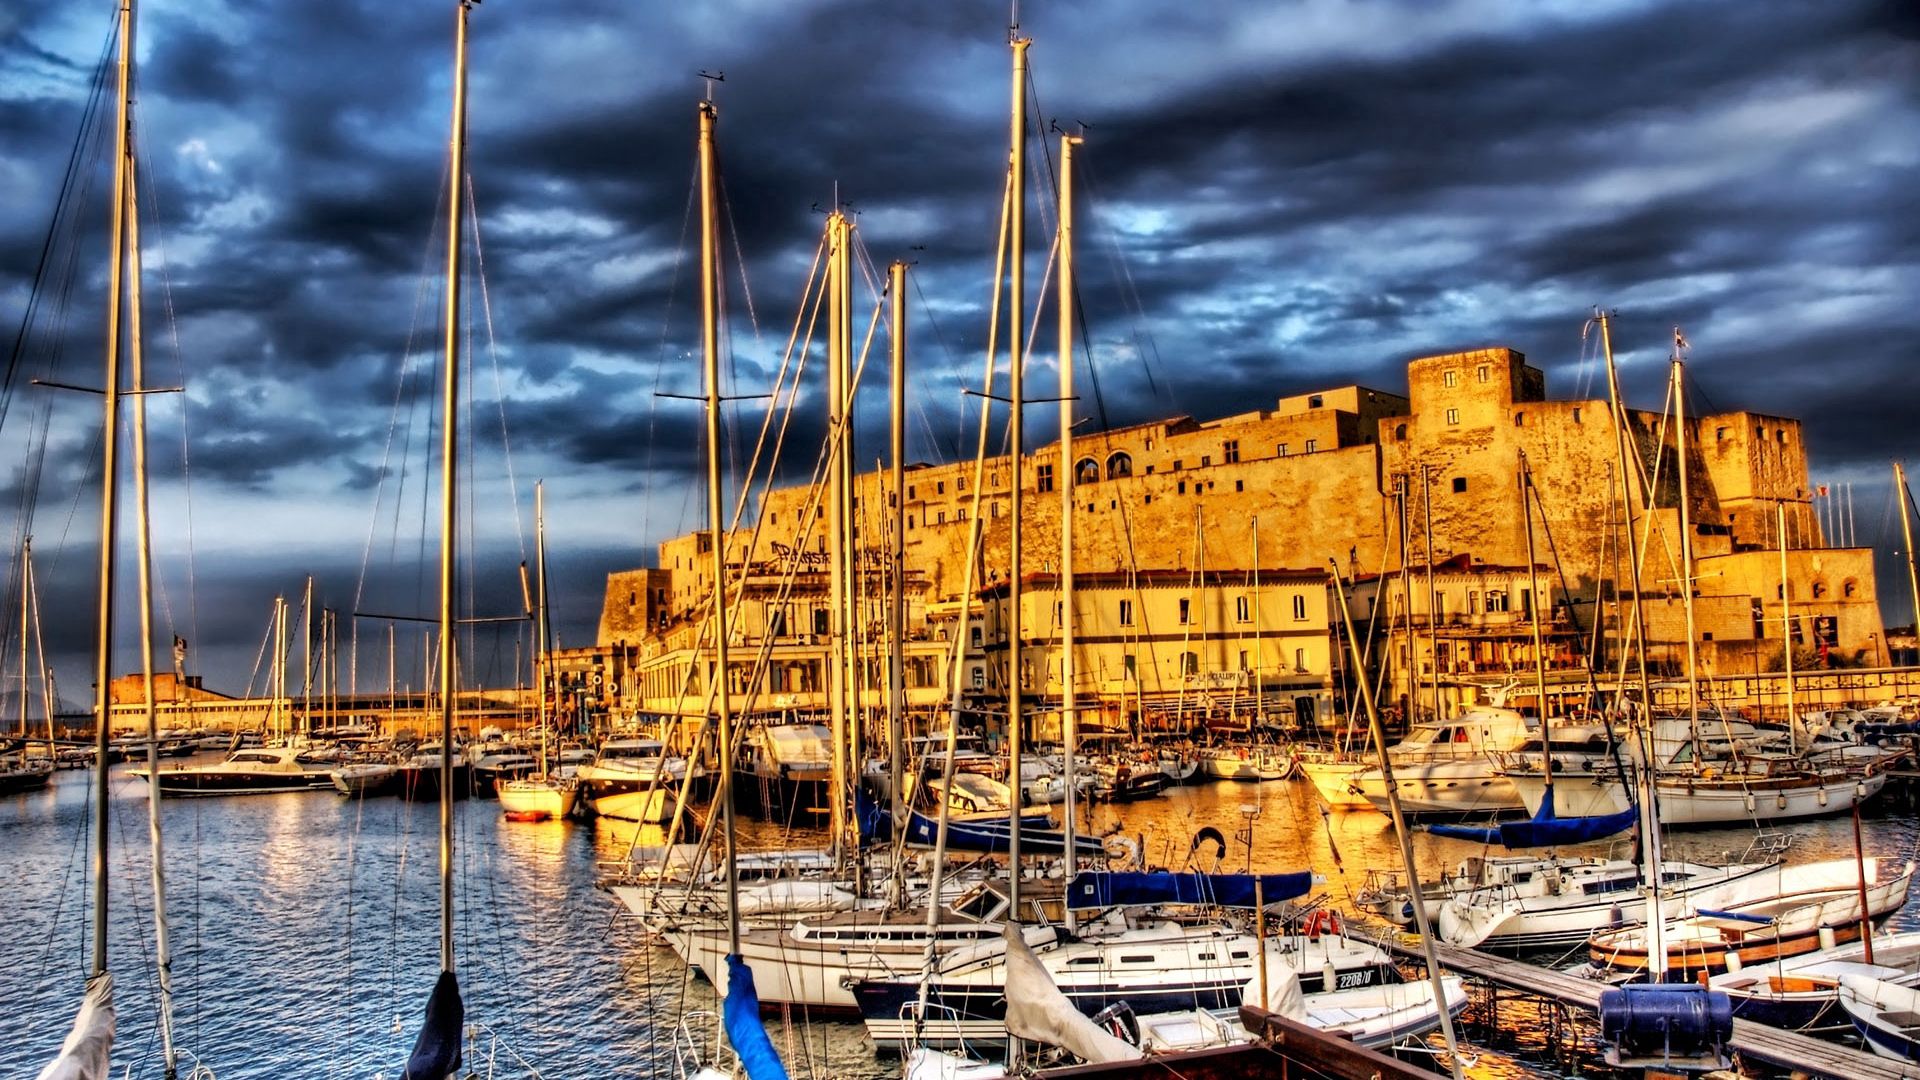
402,970,463,1080
855,790,1102,854
1066,870,1314,910
723,955,791,1080
1428,797,1637,848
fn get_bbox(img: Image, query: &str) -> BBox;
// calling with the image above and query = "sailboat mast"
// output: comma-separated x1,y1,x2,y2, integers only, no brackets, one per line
887,261,907,832
435,0,473,976
126,148,179,1076
19,538,29,741
88,0,137,981
1421,466,1440,723
1520,453,1553,796
1056,131,1080,914
1896,462,1919,661
304,574,314,739
1778,502,1796,736
826,209,850,866
695,96,742,954
1252,517,1261,720
1597,310,1666,977
1671,344,1701,747
535,481,548,770
1005,31,1031,921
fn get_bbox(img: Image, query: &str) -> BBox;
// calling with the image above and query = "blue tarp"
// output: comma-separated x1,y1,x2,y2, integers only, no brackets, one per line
1065,870,1314,910
1428,794,1637,849
402,970,463,1080
723,955,791,1080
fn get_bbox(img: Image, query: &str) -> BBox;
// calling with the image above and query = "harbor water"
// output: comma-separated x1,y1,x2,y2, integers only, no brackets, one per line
3,763,1916,1078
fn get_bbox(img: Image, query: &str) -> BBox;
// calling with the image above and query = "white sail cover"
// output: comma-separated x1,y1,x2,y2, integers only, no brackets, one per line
1000,925,1142,1064
37,973,114,1080
1241,961,1306,1020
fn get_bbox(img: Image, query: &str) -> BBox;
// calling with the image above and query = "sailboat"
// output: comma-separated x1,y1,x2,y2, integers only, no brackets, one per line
2,540,55,796
498,482,578,821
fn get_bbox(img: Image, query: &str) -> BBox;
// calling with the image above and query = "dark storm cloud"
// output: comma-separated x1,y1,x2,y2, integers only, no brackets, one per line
1,0,1915,688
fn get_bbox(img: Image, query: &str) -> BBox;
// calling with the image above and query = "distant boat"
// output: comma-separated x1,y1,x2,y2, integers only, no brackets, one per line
330,760,399,797
1708,929,1920,1032
131,746,333,796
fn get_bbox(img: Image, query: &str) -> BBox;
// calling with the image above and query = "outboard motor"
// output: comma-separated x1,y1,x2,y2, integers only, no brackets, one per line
1597,983,1732,1071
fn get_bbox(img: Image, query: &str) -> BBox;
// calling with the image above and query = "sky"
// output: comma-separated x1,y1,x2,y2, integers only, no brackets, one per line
0,0,1916,702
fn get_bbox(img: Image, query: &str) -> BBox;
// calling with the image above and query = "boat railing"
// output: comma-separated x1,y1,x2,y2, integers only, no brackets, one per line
465,1020,551,1079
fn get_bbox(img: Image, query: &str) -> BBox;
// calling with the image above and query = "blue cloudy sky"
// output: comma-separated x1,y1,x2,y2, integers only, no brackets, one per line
1,0,1916,695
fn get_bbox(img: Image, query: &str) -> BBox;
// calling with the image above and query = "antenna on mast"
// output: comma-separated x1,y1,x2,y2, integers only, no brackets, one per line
698,69,724,102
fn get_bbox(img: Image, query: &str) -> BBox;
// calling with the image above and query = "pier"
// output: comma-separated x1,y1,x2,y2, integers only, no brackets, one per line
1365,932,1920,1079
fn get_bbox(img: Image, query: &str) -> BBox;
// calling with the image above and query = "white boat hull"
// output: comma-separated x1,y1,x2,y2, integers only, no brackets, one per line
1299,759,1371,809
1510,770,1886,825
1355,761,1522,815
497,778,578,820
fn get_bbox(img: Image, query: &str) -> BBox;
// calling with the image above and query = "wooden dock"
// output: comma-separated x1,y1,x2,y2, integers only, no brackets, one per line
1365,932,1920,1080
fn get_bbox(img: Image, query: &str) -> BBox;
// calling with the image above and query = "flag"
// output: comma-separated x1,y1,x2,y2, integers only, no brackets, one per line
1817,484,1829,497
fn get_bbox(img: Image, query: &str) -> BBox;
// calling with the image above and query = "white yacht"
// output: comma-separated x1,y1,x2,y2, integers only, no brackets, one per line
575,736,695,821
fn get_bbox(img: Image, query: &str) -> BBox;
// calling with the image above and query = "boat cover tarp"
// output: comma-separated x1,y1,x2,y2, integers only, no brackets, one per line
1066,870,1314,910
856,791,1103,855
1428,796,1637,848
403,969,463,1080
1002,925,1143,1064
1240,963,1307,1019
35,973,113,1080
724,954,791,1080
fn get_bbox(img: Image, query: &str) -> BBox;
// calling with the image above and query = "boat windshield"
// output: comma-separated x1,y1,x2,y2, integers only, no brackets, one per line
766,725,831,763
604,741,664,761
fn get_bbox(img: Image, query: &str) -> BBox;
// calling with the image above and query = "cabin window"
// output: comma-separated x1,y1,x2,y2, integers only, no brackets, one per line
1445,408,1460,425
1223,439,1240,464
1036,463,1054,493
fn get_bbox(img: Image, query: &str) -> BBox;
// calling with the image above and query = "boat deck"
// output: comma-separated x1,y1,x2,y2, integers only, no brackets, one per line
1363,931,1920,1079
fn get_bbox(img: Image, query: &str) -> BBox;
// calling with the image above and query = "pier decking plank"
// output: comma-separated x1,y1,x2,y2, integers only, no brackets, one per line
1362,931,1920,1080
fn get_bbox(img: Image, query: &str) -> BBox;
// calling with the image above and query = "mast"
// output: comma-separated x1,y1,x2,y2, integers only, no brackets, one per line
695,95,742,955
826,208,850,867
303,574,314,739
1421,466,1440,723
1896,462,1919,661
1397,478,1416,729
127,143,179,1077
535,481,549,773
1056,130,1081,917
89,0,137,982
1778,502,1796,742
435,0,472,976
19,538,29,744
1331,562,1465,1080
1004,32,1031,918
273,596,285,740
1671,342,1701,750
887,261,907,838
1519,453,1554,804
1252,517,1261,724
1596,310,1666,978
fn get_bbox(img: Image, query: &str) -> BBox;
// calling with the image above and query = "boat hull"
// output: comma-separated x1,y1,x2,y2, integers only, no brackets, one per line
398,762,473,802
1510,770,1886,825
497,778,578,821
137,769,332,796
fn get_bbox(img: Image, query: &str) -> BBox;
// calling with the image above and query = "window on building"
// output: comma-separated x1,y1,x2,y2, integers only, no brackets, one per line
1119,599,1134,626
1521,588,1533,617
1238,649,1249,671
1172,459,1183,471
1572,407,1582,424
1292,594,1307,621
1235,479,1244,492
1514,412,1525,427
1309,394,1324,408
990,503,999,518
1178,480,1187,495
908,485,916,500
1075,457,1100,485
1776,429,1786,443
1394,423,1408,441
1443,370,1458,387
1477,364,1489,383
1452,476,1467,493
1468,590,1480,614
1716,426,1727,442
957,508,967,521
971,666,986,690
1223,439,1240,464
937,481,945,494
813,609,830,635
1036,463,1054,493
908,516,916,529
1106,452,1132,479
1844,578,1858,598
958,474,967,492
1486,590,1508,613
815,506,824,519
1124,654,1137,677
1144,494,1152,505
1181,651,1198,676
1812,580,1828,599
936,511,946,524
971,625,983,647
1434,593,1446,618
1445,408,1459,425
1178,598,1190,625
1277,443,1289,457
1200,455,1211,467
1304,438,1318,453
1236,595,1251,623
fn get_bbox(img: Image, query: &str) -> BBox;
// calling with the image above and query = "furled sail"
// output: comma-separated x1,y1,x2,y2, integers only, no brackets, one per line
36,973,114,1080
1428,799,1637,848
402,970,463,1080
1066,870,1316,910
1002,925,1143,1064
856,791,1103,855
723,955,791,1080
